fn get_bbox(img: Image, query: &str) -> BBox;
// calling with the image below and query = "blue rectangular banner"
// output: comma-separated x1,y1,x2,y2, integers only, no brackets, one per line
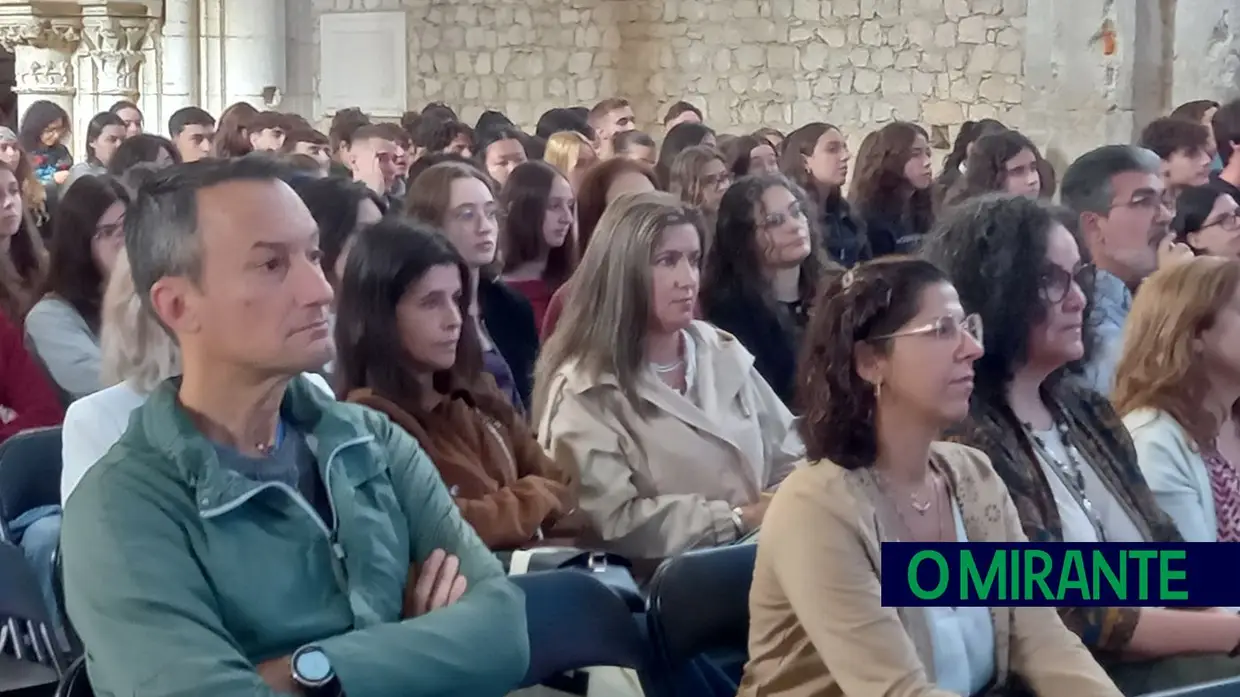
880,543,1240,607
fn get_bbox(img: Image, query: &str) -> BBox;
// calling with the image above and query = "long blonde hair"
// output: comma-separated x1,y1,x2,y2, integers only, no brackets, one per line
1113,256,1240,450
543,131,593,177
100,249,181,392
533,191,704,415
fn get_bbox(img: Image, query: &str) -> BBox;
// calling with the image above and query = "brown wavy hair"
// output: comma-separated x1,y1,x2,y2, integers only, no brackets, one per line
796,256,949,468
211,102,258,158
1113,256,1240,450
848,121,934,237
574,157,658,252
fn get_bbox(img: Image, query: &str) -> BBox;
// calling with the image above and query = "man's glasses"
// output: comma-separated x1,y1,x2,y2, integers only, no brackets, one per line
1040,263,1095,305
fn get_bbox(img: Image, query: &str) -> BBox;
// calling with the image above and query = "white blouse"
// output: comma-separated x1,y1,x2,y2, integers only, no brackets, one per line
927,501,996,696
1031,427,1145,543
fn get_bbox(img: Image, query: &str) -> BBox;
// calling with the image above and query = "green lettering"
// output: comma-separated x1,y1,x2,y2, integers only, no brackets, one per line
1023,550,1055,600
1130,550,1158,601
1159,551,1188,601
1092,550,1126,599
962,549,1004,600
909,551,949,600
1057,550,1089,601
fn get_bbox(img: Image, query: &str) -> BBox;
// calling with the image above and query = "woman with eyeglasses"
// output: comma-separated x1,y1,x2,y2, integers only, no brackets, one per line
926,194,1240,696
740,256,1120,697
701,173,827,406
667,145,731,249
1115,257,1240,544
1171,185,1240,258
26,175,128,402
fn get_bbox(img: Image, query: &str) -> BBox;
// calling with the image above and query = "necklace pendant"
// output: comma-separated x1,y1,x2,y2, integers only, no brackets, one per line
910,498,932,514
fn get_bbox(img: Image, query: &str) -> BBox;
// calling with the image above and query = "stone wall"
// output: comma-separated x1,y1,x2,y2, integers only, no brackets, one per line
304,0,1027,147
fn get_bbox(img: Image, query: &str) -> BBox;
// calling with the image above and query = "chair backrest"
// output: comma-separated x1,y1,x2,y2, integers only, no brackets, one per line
0,538,64,676
1141,676,1240,697
510,570,648,687
0,426,62,536
55,655,92,697
646,543,757,666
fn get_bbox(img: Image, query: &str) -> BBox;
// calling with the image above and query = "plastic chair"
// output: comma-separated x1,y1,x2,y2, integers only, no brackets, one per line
0,539,64,692
1140,676,1240,696
644,544,758,697
0,426,63,541
510,570,648,689
54,654,91,697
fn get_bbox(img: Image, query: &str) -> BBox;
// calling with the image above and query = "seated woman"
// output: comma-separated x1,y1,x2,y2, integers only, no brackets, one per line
1170,185,1240,258
941,130,1049,208
61,250,330,504
702,173,826,406
407,161,537,411
740,257,1119,697
1115,257,1240,542
26,174,127,401
498,160,578,334
335,218,578,550
666,145,731,238
924,193,1240,696
534,191,802,560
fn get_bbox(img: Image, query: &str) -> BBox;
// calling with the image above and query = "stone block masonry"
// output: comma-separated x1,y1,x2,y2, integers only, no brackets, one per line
309,0,1027,147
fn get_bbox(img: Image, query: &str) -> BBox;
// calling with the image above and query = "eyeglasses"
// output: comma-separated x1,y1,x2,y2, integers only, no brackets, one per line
1109,190,1175,214
870,313,983,349
702,171,732,190
1202,210,1240,232
1040,263,1095,305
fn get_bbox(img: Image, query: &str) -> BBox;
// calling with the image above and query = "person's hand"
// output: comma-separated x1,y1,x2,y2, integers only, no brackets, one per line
1157,235,1194,269
255,655,301,695
52,170,69,185
738,499,770,532
403,548,467,618
352,150,386,195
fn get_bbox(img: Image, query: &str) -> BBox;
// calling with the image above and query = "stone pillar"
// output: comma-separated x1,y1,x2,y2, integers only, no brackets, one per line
0,7,82,143
158,0,198,120
220,0,285,109
76,2,151,147
1172,0,1240,107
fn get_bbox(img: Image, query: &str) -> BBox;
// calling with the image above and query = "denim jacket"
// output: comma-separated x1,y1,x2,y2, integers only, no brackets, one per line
1082,269,1131,395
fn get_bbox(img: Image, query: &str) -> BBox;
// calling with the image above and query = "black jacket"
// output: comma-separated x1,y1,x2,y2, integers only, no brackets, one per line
478,276,539,411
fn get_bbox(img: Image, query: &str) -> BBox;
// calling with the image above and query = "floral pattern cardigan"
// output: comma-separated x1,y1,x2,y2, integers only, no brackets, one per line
949,381,1182,655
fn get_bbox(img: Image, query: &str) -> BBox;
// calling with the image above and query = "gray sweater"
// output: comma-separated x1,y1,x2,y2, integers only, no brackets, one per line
25,296,101,402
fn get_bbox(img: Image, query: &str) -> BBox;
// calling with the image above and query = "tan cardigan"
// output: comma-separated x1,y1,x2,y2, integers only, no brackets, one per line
738,441,1120,697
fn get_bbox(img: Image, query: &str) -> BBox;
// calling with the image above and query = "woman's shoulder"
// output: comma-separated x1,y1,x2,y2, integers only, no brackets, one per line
64,381,146,427
931,440,1006,494
25,295,89,329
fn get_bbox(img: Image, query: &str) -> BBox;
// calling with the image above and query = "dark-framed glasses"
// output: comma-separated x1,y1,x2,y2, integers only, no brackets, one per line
1203,210,1240,232
1040,263,1095,305
870,313,983,349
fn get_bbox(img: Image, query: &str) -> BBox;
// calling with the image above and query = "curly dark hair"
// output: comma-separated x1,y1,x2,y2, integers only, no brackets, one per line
920,194,1091,396
942,130,1048,207
797,256,948,467
702,173,825,314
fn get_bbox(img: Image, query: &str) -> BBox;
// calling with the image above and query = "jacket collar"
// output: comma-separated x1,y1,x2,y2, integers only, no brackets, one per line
139,374,378,515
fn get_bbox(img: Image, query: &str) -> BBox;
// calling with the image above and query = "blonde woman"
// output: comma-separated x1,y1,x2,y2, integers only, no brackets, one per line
59,251,331,504
667,145,731,246
543,130,598,190
534,191,803,560
1115,257,1240,543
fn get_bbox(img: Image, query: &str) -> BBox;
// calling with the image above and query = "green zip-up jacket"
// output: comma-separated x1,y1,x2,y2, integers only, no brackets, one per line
61,375,530,697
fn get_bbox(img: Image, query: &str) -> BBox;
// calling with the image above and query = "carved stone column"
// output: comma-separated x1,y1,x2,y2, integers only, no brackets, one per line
76,3,152,146
0,7,82,136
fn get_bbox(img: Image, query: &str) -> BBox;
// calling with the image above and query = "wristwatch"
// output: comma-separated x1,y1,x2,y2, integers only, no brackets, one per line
291,645,342,697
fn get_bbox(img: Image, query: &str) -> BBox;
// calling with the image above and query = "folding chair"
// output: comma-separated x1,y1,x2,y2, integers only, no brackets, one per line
54,654,91,697
1140,676,1240,697
0,539,65,692
0,426,63,541
644,544,758,697
510,570,649,690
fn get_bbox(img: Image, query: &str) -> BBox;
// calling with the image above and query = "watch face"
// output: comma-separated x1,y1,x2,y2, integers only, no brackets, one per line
294,649,332,684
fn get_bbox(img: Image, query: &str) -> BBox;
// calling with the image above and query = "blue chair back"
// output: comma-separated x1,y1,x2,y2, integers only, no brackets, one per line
0,427,62,540
1141,676,1240,696
511,570,648,688
0,539,64,691
645,543,757,697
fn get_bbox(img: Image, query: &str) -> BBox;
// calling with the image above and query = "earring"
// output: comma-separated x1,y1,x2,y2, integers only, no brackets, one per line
874,378,883,401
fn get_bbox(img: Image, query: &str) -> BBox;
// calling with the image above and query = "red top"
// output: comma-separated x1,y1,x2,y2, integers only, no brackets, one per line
506,278,555,338
0,310,63,442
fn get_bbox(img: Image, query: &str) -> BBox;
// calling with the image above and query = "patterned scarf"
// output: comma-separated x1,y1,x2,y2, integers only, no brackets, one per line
1203,449,1240,541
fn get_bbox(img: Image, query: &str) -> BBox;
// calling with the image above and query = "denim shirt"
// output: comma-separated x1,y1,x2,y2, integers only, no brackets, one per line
1082,269,1131,395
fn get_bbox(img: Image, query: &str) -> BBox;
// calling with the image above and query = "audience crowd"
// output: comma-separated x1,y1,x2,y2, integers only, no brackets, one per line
2,90,1240,697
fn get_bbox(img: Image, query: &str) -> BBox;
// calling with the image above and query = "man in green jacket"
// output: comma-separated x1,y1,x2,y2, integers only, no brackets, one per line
61,156,530,697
